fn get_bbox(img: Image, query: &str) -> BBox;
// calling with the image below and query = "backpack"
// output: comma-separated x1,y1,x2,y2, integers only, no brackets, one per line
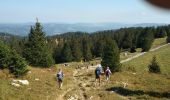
57,72,63,79
95,69,101,76
106,70,109,76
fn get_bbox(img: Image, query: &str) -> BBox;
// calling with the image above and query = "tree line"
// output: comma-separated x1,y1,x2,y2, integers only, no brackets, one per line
0,21,170,76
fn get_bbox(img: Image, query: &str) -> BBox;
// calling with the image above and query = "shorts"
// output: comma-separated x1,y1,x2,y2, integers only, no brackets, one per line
58,78,63,82
95,74,100,79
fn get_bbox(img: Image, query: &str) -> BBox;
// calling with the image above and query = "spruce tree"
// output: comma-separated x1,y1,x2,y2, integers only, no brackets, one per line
139,28,154,52
93,39,105,57
70,39,82,62
0,40,28,77
148,56,161,73
82,38,92,61
101,39,120,72
122,32,132,49
23,20,54,67
0,40,11,69
61,42,73,62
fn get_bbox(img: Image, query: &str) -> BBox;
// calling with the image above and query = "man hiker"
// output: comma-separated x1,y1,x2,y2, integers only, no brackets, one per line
56,69,64,89
105,67,112,81
95,64,103,86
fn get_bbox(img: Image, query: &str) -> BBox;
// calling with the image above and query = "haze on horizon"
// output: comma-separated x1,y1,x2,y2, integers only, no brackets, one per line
0,0,170,24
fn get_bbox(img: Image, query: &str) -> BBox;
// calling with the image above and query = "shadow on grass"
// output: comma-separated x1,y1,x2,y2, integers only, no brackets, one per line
106,87,170,99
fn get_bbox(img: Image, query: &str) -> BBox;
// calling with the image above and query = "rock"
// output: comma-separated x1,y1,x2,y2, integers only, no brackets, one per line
90,96,93,99
132,73,136,75
124,53,128,56
11,83,20,87
18,80,29,85
110,91,115,93
12,80,18,83
28,71,31,74
12,79,29,85
35,78,39,81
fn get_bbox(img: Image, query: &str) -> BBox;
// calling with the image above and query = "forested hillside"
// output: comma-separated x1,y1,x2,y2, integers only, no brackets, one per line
1,23,170,66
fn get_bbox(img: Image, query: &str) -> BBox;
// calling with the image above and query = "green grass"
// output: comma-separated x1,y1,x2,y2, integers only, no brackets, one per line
0,38,169,100
123,45,170,75
0,65,75,100
120,37,167,61
151,37,167,49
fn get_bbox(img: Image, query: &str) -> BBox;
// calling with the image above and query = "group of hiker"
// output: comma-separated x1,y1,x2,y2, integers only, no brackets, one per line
56,63,112,89
95,64,112,86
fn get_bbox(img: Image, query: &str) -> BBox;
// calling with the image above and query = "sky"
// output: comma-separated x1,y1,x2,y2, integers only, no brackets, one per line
0,0,170,23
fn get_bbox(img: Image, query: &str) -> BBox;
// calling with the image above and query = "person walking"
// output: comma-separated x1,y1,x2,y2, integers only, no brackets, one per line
105,67,112,81
95,64,103,86
56,69,64,89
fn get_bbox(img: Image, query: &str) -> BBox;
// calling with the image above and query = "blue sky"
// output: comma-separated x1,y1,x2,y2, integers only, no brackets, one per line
0,0,170,23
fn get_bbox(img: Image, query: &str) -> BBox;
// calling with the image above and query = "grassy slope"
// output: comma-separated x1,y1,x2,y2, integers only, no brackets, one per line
0,65,75,100
120,37,167,61
123,45,170,74
0,37,169,100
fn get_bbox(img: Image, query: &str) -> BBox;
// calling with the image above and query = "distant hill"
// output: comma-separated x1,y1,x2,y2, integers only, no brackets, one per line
0,23,167,36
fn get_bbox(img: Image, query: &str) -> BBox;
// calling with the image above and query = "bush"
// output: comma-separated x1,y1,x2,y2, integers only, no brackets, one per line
0,40,28,77
0,41,11,69
148,56,161,73
9,51,28,77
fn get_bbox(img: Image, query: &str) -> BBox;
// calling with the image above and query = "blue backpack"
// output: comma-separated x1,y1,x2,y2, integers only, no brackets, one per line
95,67,101,75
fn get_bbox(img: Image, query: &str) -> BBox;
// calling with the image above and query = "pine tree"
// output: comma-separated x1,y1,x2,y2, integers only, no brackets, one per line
61,42,73,62
148,56,161,73
139,28,154,52
101,39,120,72
9,51,28,77
122,32,132,49
0,40,11,69
23,20,54,67
82,38,92,61
0,40,28,77
93,39,105,57
70,38,82,62
155,27,167,38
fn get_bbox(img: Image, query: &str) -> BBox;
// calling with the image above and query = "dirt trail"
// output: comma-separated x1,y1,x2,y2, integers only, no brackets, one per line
56,88,73,100
57,43,170,100
120,43,170,63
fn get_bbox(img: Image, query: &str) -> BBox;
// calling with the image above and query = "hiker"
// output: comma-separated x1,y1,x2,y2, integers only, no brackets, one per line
56,69,64,89
95,64,103,86
105,67,112,81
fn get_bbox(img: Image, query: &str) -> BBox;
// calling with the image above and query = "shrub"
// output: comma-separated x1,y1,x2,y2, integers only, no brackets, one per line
148,56,161,73
0,40,28,77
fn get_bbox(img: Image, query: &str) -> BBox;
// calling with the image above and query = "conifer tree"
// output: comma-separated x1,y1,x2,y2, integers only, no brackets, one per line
139,28,154,52
23,20,54,67
61,42,73,62
70,39,82,62
0,40,28,77
82,38,92,61
122,32,132,49
0,40,11,69
148,56,161,73
101,39,120,72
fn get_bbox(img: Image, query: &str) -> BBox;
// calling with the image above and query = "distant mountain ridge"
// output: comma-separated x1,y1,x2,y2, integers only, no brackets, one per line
0,23,167,36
